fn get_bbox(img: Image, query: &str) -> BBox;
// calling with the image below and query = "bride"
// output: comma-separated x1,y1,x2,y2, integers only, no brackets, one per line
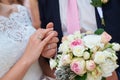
0,1,58,80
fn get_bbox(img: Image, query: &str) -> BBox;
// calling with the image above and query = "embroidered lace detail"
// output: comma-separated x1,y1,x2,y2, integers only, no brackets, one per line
0,5,34,42
0,5,40,79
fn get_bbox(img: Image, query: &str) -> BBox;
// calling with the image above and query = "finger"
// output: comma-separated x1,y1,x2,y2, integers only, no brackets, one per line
43,43,57,51
39,32,55,49
46,31,58,37
42,49,57,58
46,22,54,29
48,37,59,44
34,28,53,40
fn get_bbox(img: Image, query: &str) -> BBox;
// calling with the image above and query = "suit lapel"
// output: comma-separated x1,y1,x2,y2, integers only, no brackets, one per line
53,0,63,46
46,0,63,46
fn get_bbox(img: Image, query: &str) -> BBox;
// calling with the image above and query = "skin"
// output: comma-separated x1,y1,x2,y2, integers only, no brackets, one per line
0,0,58,58
24,0,58,78
0,2,58,80
24,0,40,29
25,0,118,80
0,28,55,80
39,23,57,78
2,0,117,79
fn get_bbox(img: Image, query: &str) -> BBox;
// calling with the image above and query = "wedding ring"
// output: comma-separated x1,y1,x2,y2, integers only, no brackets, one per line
47,45,51,49
37,34,43,40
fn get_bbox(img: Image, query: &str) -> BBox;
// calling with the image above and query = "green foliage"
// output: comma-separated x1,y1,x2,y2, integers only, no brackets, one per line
91,0,102,7
75,74,87,80
105,43,113,49
102,77,106,80
94,28,104,35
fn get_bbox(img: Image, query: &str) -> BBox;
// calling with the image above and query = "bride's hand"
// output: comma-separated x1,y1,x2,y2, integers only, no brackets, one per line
0,28,55,80
22,28,55,64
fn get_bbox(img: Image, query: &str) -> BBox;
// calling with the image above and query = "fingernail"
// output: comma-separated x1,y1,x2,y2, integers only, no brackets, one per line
49,28,53,30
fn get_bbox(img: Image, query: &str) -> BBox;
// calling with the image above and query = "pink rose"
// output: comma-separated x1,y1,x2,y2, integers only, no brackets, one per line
70,58,86,75
101,32,112,44
71,39,83,48
86,60,96,71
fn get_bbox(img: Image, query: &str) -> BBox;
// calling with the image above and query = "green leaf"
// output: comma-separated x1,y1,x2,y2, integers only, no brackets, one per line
94,28,104,35
105,43,113,49
102,77,106,80
74,76,81,80
91,0,102,7
75,74,87,80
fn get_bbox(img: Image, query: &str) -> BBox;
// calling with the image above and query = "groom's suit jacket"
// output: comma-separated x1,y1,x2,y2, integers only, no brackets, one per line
38,0,120,63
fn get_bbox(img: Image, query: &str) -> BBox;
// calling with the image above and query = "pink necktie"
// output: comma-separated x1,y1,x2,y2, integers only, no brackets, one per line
67,0,80,34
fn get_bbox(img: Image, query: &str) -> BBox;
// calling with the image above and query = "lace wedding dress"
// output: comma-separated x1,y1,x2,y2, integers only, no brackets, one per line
0,5,51,80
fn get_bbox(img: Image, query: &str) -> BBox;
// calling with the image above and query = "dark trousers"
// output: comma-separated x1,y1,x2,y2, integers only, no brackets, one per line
116,67,120,80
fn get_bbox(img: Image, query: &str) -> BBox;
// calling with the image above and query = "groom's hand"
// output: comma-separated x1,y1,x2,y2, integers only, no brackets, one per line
40,22,58,78
41,22,59,58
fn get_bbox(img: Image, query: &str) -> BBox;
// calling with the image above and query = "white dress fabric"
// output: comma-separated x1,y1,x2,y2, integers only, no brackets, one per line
0,5,52,80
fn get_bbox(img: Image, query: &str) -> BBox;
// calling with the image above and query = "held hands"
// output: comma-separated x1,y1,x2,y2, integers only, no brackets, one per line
41,22,59,58
22,27,56,64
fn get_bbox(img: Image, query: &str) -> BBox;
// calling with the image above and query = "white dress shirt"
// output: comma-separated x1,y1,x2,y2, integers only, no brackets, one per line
59,0,97,35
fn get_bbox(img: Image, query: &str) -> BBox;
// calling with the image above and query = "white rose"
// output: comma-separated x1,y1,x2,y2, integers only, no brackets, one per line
94,50,118,64
73,31,82,39
72,46,85,57
104,50,118,61
83,52,90,60
87,72,102,80
105,48,115,53
58,41,70,53
94,51,106,64
112,43,120,51
49,58,57,69
60,54,72,66
100,59,119,77
67,34,75,42
111,53,118,61
83,35,101,49
91,43,104,53
94,50,118,77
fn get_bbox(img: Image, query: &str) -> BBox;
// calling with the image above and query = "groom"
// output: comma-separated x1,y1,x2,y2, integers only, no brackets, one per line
38,0,120,79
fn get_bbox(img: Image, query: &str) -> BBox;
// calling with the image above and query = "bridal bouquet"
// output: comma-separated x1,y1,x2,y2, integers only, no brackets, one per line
50,29,120,80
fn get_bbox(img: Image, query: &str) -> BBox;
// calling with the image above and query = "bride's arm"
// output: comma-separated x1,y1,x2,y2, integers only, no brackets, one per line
0,28,55,80
0,56,32,80
24,0,41,29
